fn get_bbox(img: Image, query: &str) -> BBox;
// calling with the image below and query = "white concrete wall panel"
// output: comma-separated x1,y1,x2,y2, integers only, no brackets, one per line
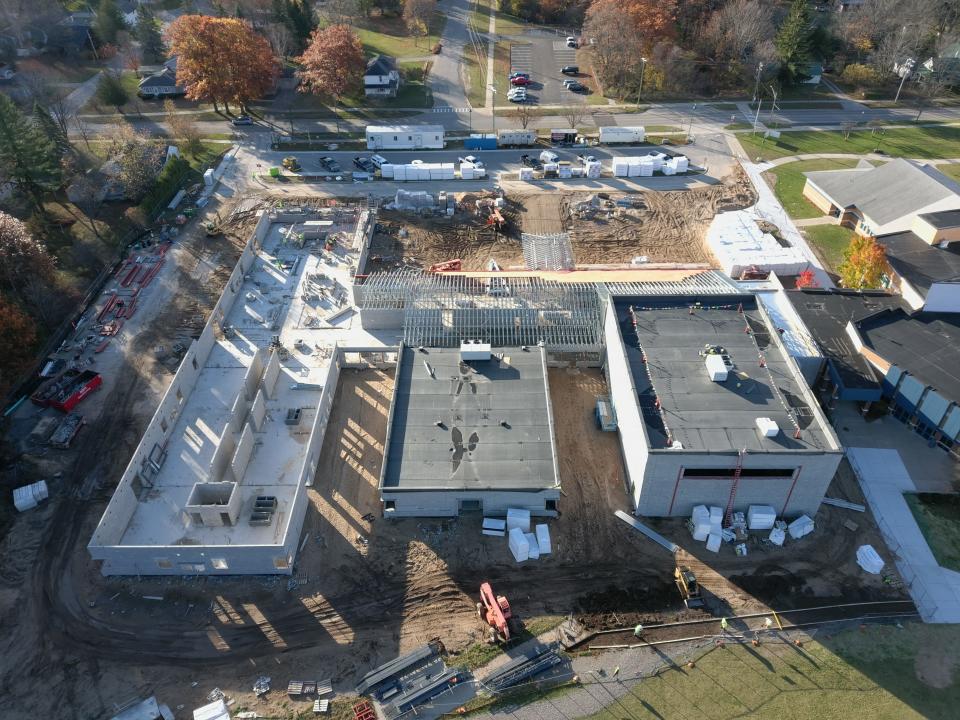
250,388,267,431
230,423,256,483
263,351,281,399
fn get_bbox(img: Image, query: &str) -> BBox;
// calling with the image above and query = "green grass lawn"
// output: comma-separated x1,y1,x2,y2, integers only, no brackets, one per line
355,15,444,59
936,162,960,181
585,623,960,720
739,126,960,161
803,224,854,272
905,494,960,571
765,158,866,219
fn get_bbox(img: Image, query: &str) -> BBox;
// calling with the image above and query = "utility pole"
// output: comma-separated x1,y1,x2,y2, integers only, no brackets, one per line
767,84,778,127
752,62,764,104
636,57,647,108
895,58,915,104
753,98,762,135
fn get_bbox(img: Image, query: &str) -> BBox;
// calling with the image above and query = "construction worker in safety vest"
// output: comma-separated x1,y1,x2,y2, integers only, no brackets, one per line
764,617,774,631
634,623,644,638
720,617,729,632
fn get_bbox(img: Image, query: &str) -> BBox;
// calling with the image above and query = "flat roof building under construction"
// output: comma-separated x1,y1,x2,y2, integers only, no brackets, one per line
604,294,842,517
88,205,388,575
379,344,560,517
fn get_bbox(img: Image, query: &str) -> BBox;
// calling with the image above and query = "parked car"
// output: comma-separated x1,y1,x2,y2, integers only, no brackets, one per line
561,65,579,75
370,154,389,169
647,151,668,161
319,156,341,172
507,87,527,98
566,36,578,48
539,150,559,163
231,115,253,126
577,154,597,164
353,156,375,173
509,71,530,79
459,155,484,167
520,154,542,169
282,156,301,171
567,81,586,92
510,75,531,86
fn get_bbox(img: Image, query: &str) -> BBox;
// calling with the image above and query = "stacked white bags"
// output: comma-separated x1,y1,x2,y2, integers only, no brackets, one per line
584,160,602,178
13,480,48,512
392,163,456,181
856,544,884,574
691,505,711,541
747,505,777,531
508,527,529,562
558,164,572,179
500,510,552,563
379,163,395,179
612,157,655,177
787,515,815,540
518,168,534,181
506,508,530,533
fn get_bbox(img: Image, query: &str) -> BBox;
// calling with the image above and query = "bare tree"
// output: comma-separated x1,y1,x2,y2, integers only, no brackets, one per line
583,2,646,94
701,0,774,65
403,0,436,42
264,22,294,60
914,73,950,122
560,104,587,130
513,104,535,129
323,0,362,24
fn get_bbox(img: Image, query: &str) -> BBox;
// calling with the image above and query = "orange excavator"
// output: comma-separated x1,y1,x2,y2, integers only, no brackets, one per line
428,259,462,273
477,582,520,643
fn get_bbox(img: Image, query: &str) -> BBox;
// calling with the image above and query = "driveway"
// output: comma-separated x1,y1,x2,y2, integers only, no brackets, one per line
429,0,471,109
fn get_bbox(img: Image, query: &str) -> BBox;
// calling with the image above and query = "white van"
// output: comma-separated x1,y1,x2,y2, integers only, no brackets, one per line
370,154,389,169
539,150,559,163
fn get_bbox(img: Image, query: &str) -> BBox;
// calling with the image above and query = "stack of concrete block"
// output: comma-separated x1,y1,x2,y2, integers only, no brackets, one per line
525,533,540,559
535,524,552,555
747,505,777,531
508,527,529,562
482,518,506,537
506,508,531,533
769,527,786,546
691,505,711,541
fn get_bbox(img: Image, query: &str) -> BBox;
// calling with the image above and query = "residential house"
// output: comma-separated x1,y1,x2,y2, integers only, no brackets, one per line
364,54,400,97
138,57,185,98
918,42,960,86
802,159,960,311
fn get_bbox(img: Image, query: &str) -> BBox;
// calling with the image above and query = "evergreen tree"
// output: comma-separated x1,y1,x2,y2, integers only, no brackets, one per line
135,6,166,64
774,0,814,85
32,102,71,157
0,95,62,213
94,0,127,45
96,72,130,113
274,0,316,51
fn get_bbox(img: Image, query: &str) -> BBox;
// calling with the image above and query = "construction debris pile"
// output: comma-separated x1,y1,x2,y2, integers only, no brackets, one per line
689,504,816,556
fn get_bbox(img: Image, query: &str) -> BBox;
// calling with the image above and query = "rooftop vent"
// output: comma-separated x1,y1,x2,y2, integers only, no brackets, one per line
460,340,492,361
704,354,728,382
756,417,780,437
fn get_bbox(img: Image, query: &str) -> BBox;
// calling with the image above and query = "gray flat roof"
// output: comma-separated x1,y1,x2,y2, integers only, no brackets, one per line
618,297,832,452
382,346,557,490
856,308,960,402
919,208,960,228
786,289,906,391
805,159,960,226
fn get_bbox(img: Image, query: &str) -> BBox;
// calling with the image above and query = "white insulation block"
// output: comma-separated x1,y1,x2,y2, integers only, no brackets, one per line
535,524,552,555
525,532,540,560
787,515,815,540
508,527,529,562
705,533,722,553
747,505,777,531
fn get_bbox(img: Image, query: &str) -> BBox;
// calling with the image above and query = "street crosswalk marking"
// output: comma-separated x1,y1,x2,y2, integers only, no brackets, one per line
431,107,472,113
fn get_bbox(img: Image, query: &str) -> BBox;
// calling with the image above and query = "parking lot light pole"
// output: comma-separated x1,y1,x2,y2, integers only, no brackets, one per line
637,58,647,108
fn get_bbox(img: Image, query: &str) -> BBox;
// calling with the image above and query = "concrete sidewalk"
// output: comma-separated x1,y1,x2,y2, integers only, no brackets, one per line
847,447,960,623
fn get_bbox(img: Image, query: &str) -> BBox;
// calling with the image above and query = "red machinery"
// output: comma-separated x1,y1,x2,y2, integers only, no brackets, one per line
428,259,462,273
477,582,518,643
31,370,102,412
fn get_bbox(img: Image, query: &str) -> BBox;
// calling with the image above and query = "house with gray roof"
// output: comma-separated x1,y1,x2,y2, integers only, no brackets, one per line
802,159,960,312
802,159,960,238
138,57,184,98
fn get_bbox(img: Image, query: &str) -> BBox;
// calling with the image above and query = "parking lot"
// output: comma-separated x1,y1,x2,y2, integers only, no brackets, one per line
508,33,588,106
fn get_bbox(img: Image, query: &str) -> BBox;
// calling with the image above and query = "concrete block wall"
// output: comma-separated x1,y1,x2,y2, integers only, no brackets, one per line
89,213,267,554
602,299,651,510
208,425,237,483
636,451,842,518
230,423,256,483
382,489,560,518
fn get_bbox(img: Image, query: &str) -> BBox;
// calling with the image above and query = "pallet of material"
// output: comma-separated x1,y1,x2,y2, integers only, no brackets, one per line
315,679,333,697
49,412,84,449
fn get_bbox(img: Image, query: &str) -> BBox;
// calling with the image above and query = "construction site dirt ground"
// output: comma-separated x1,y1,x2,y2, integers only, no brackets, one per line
0,345,908,720
364,170,756,273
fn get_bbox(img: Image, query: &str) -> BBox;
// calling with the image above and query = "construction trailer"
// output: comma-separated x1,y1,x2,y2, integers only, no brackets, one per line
598,126,646,144
497,129,538,147
550,128,578,144
604,294,842,518
366,125,445,150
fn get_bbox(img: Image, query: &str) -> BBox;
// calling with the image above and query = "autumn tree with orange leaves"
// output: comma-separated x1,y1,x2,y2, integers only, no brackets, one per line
838,235,889,290
166,16,277,114
296,25,365,105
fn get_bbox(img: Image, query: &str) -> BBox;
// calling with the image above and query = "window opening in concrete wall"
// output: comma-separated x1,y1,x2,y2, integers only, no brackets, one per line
211,558,229,570
681,468,795,479
384,500,396,511
545,499,558,511
273,556,290,570
156,559,173,569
